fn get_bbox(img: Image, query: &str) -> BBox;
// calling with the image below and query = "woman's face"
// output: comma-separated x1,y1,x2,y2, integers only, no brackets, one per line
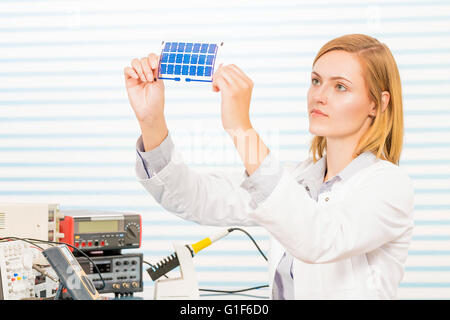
307,50,375,139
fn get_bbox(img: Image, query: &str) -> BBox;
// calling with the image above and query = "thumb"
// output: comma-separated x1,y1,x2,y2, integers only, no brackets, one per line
212,63,223,92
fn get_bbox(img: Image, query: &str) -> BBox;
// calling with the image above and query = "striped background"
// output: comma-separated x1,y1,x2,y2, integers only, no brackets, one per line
1,0,449,299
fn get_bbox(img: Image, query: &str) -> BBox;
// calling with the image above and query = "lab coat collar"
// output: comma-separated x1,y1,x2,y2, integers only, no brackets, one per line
298,151,377,190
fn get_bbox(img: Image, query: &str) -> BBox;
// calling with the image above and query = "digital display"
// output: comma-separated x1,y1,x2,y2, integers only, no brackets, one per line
93,263,111,274
78,220,119,233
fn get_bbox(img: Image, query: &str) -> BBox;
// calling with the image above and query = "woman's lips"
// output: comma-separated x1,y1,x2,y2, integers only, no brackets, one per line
311,109,328,117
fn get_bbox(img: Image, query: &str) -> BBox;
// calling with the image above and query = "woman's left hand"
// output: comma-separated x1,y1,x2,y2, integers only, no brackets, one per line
212,64,254,133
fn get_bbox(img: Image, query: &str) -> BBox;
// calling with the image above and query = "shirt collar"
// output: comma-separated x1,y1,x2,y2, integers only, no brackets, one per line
338,151,377,181
300,150,377,186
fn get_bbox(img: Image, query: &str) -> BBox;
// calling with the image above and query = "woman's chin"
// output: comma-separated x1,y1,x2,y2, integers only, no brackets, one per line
308,125,328,137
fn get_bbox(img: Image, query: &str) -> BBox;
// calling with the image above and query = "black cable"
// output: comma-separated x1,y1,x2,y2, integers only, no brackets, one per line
227,227,268,261
0,237,45,251
199,284,269,294
28,237,106,291
195,228,269,295
0,236,45,251
144,228,270,297
2,236,106,291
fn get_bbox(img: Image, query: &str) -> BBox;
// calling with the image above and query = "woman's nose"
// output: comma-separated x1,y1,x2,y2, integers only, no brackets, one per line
311,86,328,105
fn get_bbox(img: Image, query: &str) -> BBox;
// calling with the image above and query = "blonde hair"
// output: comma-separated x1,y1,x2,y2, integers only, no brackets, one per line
308,34,404,165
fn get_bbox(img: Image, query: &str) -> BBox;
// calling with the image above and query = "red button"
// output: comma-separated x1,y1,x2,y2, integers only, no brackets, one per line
101,241,105,246
88,241,92,247
81,242,86,247
75,242,79,247
11,278,15,282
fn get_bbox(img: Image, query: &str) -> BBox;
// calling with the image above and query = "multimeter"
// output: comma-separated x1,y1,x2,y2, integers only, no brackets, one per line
42,245,101,300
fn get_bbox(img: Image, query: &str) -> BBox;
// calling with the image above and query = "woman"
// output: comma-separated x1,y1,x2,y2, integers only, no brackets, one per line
124,34,414,299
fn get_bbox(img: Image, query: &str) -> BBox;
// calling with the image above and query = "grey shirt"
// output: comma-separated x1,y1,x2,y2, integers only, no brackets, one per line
135,132,377,299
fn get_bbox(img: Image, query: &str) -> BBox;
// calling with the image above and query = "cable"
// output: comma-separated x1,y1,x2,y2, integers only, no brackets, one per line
195,228,269,295
0,236,45,251
145,227,270,296
227,227,268,261
28,237,106,291
32,264,58,283
199,284,269,294
1,236,106,291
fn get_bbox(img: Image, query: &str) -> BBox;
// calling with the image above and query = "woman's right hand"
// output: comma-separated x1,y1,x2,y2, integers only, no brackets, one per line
124,53,165,124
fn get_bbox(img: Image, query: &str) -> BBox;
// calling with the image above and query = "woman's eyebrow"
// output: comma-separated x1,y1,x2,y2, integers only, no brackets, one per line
311,71,352,84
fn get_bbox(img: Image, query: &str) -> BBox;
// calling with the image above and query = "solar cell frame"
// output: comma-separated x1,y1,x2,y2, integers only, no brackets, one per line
158,41,223,82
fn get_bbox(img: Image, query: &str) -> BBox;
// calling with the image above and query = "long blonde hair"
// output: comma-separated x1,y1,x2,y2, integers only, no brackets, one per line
309,34,404,165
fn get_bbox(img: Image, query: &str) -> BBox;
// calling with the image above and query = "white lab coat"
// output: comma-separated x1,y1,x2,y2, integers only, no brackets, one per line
136,149,415,299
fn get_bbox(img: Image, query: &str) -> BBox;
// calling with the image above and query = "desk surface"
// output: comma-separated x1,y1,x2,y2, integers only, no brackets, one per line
105,286,270,300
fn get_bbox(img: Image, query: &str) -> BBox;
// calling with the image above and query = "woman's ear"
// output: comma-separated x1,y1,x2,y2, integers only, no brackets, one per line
369,91,390,118
380,91,390,113
369,101,377,118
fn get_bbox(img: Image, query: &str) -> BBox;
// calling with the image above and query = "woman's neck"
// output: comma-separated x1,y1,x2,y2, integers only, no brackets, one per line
323,114,374,182
323,136,358,182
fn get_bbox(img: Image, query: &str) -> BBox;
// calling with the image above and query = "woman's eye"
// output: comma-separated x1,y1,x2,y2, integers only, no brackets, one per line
336,84,346,91
311,78,319,85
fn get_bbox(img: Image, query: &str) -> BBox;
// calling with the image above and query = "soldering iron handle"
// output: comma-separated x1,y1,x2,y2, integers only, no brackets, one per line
210,229,230,243
190,229,231,254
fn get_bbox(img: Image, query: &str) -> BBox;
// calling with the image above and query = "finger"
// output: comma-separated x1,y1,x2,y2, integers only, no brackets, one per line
124,66,139,80
212,75,229,93
141,57,154,82
212,63,224,79
212,67,230,93
131,58,147,83
148,53,160,81
228,64,253,87
218,66,245,91
212,65,223,91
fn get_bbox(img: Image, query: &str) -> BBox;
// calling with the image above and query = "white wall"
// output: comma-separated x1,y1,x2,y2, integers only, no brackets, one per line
0,0,449,299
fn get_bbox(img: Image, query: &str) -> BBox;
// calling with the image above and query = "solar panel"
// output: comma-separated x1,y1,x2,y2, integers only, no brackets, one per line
158,41,223,82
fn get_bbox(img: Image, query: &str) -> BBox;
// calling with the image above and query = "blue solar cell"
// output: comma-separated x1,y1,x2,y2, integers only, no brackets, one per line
163,43,171,52
190,54,198,64
174,65,182,75
185,43,193,52
170,43,178,52
206,55,214,65
197,66,204,76
160,41,219,81
208,44,217,53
